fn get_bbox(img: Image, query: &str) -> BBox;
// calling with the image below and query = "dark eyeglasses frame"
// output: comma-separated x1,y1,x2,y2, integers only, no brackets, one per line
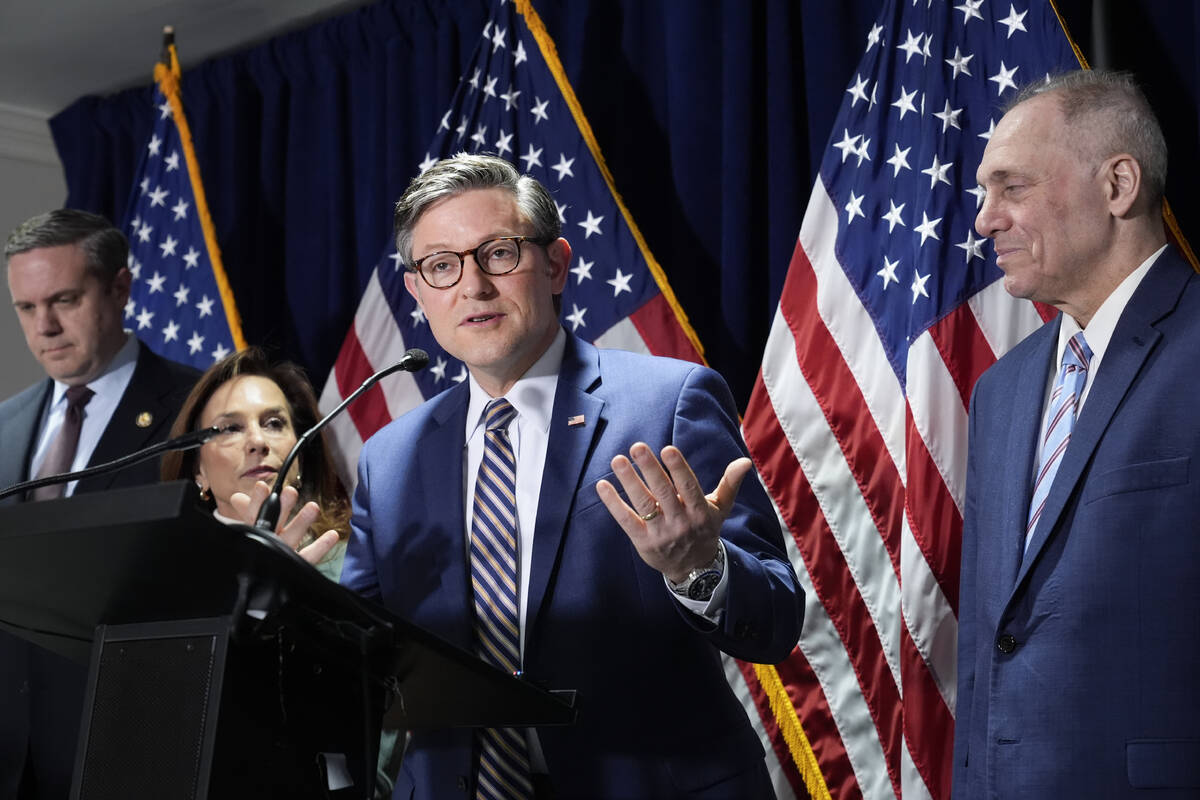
409,235,548,289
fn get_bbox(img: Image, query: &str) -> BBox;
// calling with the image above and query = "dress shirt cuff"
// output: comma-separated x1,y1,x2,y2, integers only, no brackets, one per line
664,540,728,623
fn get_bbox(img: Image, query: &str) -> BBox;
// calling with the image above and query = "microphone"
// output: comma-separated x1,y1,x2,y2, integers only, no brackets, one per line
0,426,224,502
253,348,429,531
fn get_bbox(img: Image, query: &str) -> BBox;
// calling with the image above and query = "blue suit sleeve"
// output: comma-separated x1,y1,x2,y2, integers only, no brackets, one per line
341,446,383,603
671,365,805,665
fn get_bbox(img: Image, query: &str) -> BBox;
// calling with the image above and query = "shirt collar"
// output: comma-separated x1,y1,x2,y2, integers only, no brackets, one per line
466,326,566,437
1056,245,1165,368
48,331,138,407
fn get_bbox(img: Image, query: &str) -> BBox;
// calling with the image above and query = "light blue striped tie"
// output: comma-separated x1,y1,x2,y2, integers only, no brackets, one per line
470,398,532,800
1026,331,1092,550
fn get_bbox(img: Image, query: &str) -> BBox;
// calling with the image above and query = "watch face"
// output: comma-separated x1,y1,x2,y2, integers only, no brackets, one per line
687,570,721,601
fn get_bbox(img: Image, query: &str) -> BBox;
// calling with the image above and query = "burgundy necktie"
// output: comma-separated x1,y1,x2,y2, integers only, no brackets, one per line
32,385,95,501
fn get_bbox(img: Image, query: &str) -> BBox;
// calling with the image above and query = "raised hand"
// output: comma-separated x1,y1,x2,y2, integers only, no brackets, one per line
596,443,751,582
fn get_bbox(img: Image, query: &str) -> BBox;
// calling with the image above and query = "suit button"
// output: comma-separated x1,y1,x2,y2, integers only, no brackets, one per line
996,634,1017,654
457,776,468,792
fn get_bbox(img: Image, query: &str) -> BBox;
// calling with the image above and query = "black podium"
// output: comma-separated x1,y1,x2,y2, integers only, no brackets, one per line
0,482,574,799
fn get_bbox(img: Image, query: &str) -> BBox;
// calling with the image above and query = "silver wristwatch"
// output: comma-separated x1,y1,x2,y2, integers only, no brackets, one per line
669,542,726,602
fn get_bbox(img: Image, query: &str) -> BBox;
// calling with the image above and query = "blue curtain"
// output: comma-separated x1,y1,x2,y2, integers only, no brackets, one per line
48,0,1200,410
52,0,490,383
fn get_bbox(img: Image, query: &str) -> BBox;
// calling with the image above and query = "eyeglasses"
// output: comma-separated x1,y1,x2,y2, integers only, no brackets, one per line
410,235,546,289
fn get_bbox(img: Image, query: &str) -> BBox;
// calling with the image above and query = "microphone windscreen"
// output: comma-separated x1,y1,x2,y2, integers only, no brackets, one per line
405,348,430,370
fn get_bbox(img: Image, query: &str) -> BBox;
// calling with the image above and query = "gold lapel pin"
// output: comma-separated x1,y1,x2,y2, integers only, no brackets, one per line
567,414,585,427
135,411,153,428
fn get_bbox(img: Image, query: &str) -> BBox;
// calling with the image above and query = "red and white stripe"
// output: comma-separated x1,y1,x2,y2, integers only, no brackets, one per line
743,180,1047,799
319,270,426,485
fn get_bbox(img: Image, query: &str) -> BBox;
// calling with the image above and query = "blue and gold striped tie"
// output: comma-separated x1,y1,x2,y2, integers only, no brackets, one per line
470,398,532,800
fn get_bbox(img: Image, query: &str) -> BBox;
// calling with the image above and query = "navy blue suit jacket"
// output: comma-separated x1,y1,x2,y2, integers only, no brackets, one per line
954,247,1200,798
342,333,804,799
0,342,198,799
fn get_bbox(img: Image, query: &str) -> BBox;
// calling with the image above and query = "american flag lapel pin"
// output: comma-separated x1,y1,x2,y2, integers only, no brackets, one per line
567,414,586,427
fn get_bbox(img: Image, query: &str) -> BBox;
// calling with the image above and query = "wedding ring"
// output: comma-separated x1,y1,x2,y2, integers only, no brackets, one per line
640,503,662,522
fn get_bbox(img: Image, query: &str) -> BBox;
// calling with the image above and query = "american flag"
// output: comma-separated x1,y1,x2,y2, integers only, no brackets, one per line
122,42,245,369
741,2,1080,799
319,0,703,483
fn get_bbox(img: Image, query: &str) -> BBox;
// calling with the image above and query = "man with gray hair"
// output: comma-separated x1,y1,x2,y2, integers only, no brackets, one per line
0,209,198,798
955,70,1198,796
341,153,804,798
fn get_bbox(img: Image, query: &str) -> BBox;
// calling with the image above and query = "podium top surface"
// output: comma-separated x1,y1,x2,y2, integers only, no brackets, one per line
0,481,365,658
0,481,576,729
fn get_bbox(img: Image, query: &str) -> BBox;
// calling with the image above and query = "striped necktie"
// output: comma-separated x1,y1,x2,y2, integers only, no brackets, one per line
1026,331,1092,550
470,398,532,800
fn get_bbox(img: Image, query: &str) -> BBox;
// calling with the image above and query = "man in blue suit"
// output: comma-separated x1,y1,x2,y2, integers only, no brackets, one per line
954,71,1200,797
341,153,803,798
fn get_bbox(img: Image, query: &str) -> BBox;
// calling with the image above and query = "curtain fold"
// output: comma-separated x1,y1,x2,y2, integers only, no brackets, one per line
52,0,489,379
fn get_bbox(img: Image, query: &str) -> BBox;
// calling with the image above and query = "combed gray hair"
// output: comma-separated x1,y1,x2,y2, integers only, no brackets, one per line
393,152,562,266
1009,70,1167,205
4,209,129,284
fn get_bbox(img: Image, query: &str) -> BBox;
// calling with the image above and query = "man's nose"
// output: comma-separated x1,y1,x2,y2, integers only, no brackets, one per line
459,254,497,298
974,191,1005,239
35,307,61,336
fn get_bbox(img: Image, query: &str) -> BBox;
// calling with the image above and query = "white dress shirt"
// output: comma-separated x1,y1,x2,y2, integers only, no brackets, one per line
463,330,565,660
29,332,139,496
1038,245,1165,440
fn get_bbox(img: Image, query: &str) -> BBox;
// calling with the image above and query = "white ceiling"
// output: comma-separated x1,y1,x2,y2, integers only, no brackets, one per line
0,0,370,118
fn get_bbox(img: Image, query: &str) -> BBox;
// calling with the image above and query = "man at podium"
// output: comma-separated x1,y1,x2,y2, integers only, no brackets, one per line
0,209,198,799
341,154,804,799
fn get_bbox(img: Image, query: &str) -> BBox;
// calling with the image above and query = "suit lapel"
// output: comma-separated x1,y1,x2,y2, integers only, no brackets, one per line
1016,249,1189,587
85,344,176,488
423,385,474,648
524,336,604,654
999,322,1058,590
0,381,52,497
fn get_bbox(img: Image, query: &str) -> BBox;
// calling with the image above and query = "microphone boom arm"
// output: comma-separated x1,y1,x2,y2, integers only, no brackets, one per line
0,426,222,503
253,349,429,531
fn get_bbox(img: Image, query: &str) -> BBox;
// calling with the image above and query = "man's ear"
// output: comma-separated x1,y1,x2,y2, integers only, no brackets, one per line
403,270,425,310
1105,154,1142,218
111,266,133,304
546,237,571,294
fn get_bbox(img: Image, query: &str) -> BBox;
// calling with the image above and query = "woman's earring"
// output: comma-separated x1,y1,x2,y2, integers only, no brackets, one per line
196,482,210,501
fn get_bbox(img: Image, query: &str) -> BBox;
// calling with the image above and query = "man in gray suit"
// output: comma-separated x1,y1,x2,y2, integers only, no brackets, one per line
0,209,198,798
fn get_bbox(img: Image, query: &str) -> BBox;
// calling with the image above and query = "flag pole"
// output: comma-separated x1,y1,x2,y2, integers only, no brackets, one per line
153,28,247,352
159,25,175,66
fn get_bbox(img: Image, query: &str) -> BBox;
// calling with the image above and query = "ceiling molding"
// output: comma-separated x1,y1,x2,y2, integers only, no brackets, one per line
0,102,59,167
